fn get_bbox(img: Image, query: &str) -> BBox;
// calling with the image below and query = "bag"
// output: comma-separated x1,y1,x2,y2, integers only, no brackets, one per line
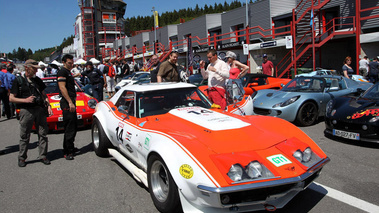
106,65,116,77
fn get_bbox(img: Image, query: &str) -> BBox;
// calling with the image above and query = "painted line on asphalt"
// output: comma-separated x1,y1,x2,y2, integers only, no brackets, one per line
310,182,379,213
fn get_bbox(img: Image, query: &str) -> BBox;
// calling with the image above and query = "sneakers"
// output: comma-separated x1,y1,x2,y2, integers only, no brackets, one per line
18,159,26,167
40,158,51,165
65,154,74,160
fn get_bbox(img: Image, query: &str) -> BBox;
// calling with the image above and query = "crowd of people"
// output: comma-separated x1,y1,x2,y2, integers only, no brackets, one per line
357,55,379,83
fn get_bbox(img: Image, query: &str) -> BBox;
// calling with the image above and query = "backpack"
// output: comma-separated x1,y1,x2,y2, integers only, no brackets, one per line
106,65,116,77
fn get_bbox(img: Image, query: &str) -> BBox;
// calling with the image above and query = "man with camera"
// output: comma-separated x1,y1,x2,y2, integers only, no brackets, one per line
9,59,53,167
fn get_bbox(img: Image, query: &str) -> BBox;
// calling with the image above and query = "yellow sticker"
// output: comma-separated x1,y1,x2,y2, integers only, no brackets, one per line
76,100,84,106
179,164,193,179
51,102,60,109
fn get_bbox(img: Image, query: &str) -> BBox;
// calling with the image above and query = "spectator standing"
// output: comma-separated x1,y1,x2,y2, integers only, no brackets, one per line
1,64,6,73
9,59,53,167
342,56,354,79
261,54,274,76
359,56,369,78
0,65,13,119
36,65,45,79
149,55,160,82
103,59,116,98
200,49,229,109
82,61,107,102
368,57,379,83
4,65,16,117
121,59,130,79
225,51,249,102
57,54,77,160
0,69,6,118
157,52,179,82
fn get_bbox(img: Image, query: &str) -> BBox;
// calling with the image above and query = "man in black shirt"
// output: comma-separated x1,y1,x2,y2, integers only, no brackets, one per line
368,57,379,84
9,59,53,167
149,55,160,83
82,61,107,101
57,54,77,160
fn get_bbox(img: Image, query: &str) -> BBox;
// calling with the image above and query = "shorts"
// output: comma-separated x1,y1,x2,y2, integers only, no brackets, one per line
106,76,115,92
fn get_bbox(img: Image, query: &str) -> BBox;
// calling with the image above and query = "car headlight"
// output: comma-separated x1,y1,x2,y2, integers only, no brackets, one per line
227,164,243,182
293,147,313,163
272,96,300,108
369,116,379,122
326,100,334,114
88,99,97,109
246,161,262,178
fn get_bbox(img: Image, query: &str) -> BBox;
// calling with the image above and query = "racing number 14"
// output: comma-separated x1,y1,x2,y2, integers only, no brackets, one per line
116,127,124,143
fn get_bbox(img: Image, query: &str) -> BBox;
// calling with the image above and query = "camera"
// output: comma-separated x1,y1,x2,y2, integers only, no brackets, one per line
33,95,45,106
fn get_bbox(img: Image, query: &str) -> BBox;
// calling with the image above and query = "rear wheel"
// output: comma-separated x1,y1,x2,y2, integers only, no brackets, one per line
147,155,182,213
296,102,318,126
92,118,112,157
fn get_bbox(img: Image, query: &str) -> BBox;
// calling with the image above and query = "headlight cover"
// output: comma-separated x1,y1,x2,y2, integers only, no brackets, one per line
293,147,321,168
369,116,379,123
272,96,300,108
326,100,334,115
88,99,97,109
227,161,274,183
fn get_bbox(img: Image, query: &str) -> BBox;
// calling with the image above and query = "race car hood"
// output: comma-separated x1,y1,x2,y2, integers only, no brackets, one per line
254,89,303,106
145,107,288,153
333,96,379,121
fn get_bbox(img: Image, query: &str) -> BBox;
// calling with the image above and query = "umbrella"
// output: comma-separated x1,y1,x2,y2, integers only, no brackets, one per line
74,58,86,65
38,61,48,67
89,58,100,64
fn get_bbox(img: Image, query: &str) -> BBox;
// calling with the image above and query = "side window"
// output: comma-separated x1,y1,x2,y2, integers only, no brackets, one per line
115,90,135,116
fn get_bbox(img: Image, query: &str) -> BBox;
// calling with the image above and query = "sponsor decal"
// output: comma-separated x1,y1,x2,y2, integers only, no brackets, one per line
118,122,124,128
51,95,61,101
179,164,194,179
125,131,132,141
76,100,84,107
51,102,60,109
267,154,292,167
139,121,146,127
349,109,379,119
144,134,151,151
58,116,63,121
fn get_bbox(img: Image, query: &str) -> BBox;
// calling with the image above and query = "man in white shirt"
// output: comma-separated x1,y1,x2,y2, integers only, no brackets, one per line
36,65,45,78
200,49,229,109
359,56,369,78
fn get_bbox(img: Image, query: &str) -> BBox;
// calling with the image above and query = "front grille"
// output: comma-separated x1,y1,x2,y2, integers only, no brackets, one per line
220,183,297,205
254,107,271,115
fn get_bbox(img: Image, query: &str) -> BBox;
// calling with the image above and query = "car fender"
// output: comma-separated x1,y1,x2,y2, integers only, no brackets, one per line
146,133,220,207
93,101,116,145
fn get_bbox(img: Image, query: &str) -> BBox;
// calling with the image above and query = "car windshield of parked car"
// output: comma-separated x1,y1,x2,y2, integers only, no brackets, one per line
362,83,379,100
323,77,346,90
43,79,83,94
241,74,267,87
282,77,324,92
123,72,138,80
137,88,212,117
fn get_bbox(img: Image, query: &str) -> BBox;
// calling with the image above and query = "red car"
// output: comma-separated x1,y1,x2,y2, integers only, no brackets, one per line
16,77,98,131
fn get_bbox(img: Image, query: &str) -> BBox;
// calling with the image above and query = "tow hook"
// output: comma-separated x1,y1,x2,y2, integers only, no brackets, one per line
264,204,277,211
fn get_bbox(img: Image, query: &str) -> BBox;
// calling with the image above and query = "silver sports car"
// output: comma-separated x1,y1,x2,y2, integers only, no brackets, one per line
251,75,372,126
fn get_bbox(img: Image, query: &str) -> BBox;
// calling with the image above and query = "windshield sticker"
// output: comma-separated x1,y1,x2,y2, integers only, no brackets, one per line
267,154,292,167
139,121,146,127
349,109,379,119
179,164,194,179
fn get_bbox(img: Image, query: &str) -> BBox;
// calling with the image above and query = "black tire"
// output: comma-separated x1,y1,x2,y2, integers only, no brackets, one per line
296,102,318,126
92,117,112,157
147,155,182,213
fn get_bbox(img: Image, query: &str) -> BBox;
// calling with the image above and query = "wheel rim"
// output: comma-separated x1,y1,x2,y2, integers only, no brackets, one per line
301,103,317,125
92,124,100,149
150,160,169,202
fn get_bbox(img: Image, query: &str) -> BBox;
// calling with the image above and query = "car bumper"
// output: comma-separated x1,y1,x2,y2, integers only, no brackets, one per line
252,105,297,122
190,158,329,212
45,112,94,131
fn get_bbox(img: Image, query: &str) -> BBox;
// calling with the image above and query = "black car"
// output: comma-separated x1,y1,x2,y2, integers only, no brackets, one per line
325,82,379,143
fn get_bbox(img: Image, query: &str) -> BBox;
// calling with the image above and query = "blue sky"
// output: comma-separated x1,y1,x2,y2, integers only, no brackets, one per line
0,0,242,54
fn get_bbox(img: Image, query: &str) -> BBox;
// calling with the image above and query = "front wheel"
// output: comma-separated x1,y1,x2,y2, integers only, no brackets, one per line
147,155,182,213
296,102,318,126
92,118,112,157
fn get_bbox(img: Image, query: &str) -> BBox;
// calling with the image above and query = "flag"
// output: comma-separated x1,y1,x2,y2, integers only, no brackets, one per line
310,9,314,29
154,11,159,28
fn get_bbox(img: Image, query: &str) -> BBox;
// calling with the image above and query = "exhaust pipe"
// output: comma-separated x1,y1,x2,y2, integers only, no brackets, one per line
108,149,148,188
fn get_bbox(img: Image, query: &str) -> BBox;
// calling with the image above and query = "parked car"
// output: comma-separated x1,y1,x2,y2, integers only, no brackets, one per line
115,71,151,92
38,77,97,130
325,82,379,143
92,82,329,212
296,69,369,83
251,75,372,126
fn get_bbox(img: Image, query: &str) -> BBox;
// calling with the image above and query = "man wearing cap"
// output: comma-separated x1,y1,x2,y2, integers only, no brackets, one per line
9,59,53,167
57,54,77,160
262,54,274,76
82,61,107,102
199,49,229,109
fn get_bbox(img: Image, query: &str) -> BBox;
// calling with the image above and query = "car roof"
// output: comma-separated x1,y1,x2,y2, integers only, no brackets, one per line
116,82,197,93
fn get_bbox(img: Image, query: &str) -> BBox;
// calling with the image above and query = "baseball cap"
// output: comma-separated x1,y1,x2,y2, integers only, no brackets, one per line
25,59,41,68
263,54,268,58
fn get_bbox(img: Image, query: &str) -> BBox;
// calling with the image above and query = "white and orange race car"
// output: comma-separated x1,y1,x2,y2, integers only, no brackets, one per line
92,82,329,212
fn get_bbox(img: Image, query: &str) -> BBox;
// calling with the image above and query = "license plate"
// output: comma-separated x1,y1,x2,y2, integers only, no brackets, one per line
333,129,360,140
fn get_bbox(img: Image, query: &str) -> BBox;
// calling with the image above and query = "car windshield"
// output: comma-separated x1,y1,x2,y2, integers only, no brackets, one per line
43,79,83,94
282,77,324,92
138,87,212,117
362,83,379,100
241,75,267,87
